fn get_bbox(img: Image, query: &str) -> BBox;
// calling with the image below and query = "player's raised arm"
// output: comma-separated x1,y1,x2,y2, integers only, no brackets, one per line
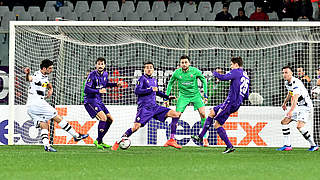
24,67,33,82
213,69,237,81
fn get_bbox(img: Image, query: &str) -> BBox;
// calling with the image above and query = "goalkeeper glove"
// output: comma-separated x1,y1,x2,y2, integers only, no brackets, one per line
203,93,208,104
163,98,170,108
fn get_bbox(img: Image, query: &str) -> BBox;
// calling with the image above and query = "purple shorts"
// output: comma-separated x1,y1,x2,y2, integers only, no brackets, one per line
135,105,171,127
213,101,240,125
84,102,110,118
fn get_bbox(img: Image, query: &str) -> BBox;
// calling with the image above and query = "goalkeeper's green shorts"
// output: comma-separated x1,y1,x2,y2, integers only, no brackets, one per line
176,95,205,113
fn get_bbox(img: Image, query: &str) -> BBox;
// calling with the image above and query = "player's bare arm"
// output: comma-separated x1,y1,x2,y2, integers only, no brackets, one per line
24,67,32,82
282,92,292,111
46,83,53,98
99,88,107,93
286,94,299,118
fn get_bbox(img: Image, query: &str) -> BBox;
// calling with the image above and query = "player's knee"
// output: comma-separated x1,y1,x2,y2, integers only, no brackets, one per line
106,115,114,123
173,111,180,118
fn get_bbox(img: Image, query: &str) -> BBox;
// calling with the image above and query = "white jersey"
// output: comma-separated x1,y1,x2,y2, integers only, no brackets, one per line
26,70,49,106
285,76,313,108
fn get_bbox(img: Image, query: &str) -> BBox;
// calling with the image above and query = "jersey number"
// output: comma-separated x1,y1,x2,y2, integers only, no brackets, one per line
240,77,249,96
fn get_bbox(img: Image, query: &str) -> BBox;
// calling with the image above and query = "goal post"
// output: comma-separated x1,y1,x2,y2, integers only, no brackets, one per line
8,21,320,147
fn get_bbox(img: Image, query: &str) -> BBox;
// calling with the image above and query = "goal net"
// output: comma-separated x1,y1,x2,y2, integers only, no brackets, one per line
8,21,320,147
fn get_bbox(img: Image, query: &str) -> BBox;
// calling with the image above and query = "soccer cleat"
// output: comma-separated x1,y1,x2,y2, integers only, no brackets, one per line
44,146,57,152
276,145,293,151
74,134,89,142
203,138,209,147
164,139,182,149
111,142,119,151
93,140,104,150
222,147,235,154
191,135,203,143
101,142,112,149
308,145,319,151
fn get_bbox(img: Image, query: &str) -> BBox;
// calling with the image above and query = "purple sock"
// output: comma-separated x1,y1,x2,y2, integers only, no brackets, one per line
123,128,133,137
97,121,107,144
104,121,112,133
199,117,213,139
170,118,179,139
217,127,233,148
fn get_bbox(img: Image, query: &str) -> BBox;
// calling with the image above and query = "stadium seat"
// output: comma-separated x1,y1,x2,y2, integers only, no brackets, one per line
74,1,90,17
95,12,109,21
244,2,255,18
157,12,171,21
126,12,140,21
44,1,57,9
120,1,135,17
59,6,73,18
90,1,104,17
105,1,120,18
203,12,215,21
172,12,186,21
282,18,293,21
80,12,93,21
28,6,41,18
0,12,16,31
229,2,242,18
182,2,197,18
13,6,27,16
151,1,166,17
64,11,78,21
167,1,181,17
17,12,32,21
64,1,74,10
312,2,319,20
33,12,47,21
111,11,124,21
136,1,150,17
198,1,212,18
0,6,9,20
267,12,278,21
141,12,155,21
46,8,62,21
212,1,223,15
188,12,202,21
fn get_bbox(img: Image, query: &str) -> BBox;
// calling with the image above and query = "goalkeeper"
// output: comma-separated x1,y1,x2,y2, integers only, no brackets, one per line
165,55,209,147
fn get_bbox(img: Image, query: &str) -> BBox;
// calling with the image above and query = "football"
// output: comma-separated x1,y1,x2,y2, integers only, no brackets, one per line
311,86,320,99
248,93,264,105
119,137,131,150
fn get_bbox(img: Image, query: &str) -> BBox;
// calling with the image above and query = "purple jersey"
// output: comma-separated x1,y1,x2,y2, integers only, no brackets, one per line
213,68,250,106
84,70,117,104
135,74,169,108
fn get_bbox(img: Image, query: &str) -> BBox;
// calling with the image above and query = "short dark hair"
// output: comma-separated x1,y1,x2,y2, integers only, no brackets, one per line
144,61,154,68
282,65,293,72
180,55,190,62
231,56,243,67
40,59,53,69
96,57,106,64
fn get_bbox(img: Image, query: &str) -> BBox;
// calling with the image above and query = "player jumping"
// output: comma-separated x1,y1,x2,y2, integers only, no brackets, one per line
277,66,318,151
192,57,250,153
165,55,209,146
111,61,181,150
84,57,123,150
24,59,88,152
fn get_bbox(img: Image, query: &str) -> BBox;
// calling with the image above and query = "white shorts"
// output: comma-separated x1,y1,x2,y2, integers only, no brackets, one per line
291,106,311,123
27,102,58,128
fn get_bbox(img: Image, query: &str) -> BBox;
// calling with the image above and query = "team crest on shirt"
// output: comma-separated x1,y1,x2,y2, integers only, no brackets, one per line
41,82,48,88
147,80,149,83
136,117,140,121
190,74,193,78
104,77,106,81
95,107,98,111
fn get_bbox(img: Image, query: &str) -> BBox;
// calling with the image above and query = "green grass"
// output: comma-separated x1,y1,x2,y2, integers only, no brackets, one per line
1,146,320,180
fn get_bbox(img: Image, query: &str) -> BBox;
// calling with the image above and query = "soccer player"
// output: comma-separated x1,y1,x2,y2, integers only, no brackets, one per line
165,55,209,146
192,57,250,153
277,66,318,151
84,57,123,150
24,59,88,152
111,61,181,150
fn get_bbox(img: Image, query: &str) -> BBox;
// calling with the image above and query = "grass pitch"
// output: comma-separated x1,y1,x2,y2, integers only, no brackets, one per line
0,145,319,180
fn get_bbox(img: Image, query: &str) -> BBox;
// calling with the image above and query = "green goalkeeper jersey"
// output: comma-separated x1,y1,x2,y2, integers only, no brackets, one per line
166,66,207,98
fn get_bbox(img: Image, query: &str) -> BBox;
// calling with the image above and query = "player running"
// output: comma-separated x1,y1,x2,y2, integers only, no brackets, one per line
111,61,181,150
84,57,123,150
165,55,209,146
192,57,250,153
277,66,318,151
24,59,88,152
